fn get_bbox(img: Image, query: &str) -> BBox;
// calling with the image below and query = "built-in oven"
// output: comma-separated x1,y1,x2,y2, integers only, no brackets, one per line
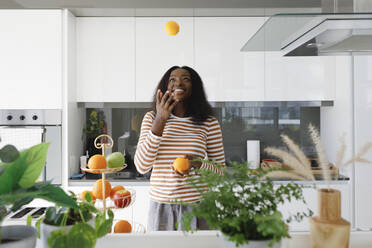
0,109,62,184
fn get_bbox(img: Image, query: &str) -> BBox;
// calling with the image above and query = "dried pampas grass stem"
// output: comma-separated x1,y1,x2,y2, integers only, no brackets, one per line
335,134,346,168
281,134,312,172
265,147,315,181
338,142,372,169
308,124,330,188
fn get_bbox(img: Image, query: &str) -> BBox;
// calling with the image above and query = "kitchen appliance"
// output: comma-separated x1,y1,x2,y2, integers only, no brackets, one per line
241,0,372,56
247,140,260,169
0,109,62,184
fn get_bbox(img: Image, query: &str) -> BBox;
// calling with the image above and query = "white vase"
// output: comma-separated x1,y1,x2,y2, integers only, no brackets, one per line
0,225,37,248
41,219,95,248
222,234,280,248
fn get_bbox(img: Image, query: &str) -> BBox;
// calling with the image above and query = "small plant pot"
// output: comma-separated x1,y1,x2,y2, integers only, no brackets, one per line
0,225,37,248
222,234,280,248
41,219,95,248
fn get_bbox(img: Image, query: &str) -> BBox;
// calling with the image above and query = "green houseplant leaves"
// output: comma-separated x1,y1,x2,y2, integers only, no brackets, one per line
19,142,50,188
182,160,313,247
45,198,114,248
0,143,78,225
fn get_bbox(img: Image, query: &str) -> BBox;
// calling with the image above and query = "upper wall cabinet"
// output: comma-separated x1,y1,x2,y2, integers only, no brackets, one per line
194,17,266,101
264,53,336,101
135,18,194,102
0,10,62,109
77,17,135,102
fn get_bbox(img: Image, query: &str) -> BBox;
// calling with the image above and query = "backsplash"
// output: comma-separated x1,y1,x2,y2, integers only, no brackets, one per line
84,106,320,177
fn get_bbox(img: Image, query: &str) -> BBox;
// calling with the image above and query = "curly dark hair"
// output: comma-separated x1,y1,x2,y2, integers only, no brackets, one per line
151,65,214,124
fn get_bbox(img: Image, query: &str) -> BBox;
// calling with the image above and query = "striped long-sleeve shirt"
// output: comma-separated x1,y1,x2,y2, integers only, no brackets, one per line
134,111,225,203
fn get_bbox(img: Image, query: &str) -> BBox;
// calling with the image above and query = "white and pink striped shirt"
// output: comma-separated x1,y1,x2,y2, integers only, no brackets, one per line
134,111,225,203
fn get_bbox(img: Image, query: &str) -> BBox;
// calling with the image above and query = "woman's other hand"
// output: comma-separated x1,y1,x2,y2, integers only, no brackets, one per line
185,155,202,169
151,89,179,136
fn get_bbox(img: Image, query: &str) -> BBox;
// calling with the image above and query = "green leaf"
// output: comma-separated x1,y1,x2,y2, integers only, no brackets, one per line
0,163,7,175
35,184,78,209
1,183,77,211
36,217,43,238
67,222,96,248
0,144,20,163
18,143,50,188
11,196,34,212
27,215,32,226
0,150,29,194
48,230,68,248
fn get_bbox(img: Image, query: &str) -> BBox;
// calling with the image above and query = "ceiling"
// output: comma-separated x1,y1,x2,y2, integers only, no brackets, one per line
1,0,321,9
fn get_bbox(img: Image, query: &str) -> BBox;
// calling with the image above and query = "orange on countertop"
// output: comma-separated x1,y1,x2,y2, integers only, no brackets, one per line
92,179,111,200
87,154,107,170
172,157,190,174
114,220,132,233
110,185,125,199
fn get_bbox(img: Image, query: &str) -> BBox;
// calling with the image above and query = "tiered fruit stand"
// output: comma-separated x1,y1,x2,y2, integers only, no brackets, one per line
80,134,144,233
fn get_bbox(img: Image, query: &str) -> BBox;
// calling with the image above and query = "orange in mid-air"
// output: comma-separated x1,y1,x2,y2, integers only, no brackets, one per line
114,220,132,233
80,190,96,203
87,154,107,170
110,185,125,199
92,179,111,200
172,157,190,174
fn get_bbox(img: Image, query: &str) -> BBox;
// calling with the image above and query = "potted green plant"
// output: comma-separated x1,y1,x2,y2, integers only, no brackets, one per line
83,109,106,157
181,161,312,248
0,143,78,247
40,193,114,248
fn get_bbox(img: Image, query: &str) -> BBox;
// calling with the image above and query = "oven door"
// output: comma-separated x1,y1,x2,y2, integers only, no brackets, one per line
0,126,46,181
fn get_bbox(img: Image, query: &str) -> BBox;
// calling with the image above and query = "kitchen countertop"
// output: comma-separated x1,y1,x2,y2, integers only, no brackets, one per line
69,176,349,187
56,231,370,248
69,177,151,186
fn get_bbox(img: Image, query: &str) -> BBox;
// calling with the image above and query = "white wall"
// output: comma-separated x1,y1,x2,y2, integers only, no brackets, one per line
320,56,354,227
353,56,372,229
62,9,85,187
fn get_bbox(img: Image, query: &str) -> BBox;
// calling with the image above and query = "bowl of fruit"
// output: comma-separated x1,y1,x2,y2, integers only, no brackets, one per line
81,152,127,174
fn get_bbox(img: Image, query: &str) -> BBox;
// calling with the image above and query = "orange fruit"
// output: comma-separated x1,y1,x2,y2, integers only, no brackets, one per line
88,154,107,170
114,220,132,233
80,190,96,203
173,157,190,174
92,179,111,200
110,185,125,199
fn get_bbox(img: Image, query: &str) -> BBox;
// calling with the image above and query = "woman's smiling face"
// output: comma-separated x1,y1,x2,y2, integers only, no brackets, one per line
167,68,192,102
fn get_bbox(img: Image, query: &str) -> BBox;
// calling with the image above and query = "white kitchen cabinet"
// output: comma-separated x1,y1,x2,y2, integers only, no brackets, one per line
354,56,372,229
0,10,62,109
264,53,336,101
76,17,135,102
279,183,351,231
194,17,265,101
135,17,194,102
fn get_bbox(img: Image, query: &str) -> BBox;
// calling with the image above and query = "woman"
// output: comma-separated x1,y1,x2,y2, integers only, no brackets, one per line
134,65,225,231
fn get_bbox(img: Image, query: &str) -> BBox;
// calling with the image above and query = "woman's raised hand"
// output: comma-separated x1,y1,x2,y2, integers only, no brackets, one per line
151,89,179,136
155,89,179,121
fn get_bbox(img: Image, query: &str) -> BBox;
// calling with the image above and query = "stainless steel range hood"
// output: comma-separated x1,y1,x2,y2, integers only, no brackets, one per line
241,13,372,56
282,15,372,56
241,0,372,56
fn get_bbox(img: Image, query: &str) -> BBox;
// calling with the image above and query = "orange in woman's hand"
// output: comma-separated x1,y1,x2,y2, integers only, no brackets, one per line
173,157,190,174
114,220,132,233
92,179,111,200
88,154,107,169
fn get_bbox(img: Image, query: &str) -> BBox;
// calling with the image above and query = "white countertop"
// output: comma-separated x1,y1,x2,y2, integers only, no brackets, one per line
93,231,372,248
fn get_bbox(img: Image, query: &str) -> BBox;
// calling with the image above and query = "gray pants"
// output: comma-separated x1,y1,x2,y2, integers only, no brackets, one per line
147,200,209,231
